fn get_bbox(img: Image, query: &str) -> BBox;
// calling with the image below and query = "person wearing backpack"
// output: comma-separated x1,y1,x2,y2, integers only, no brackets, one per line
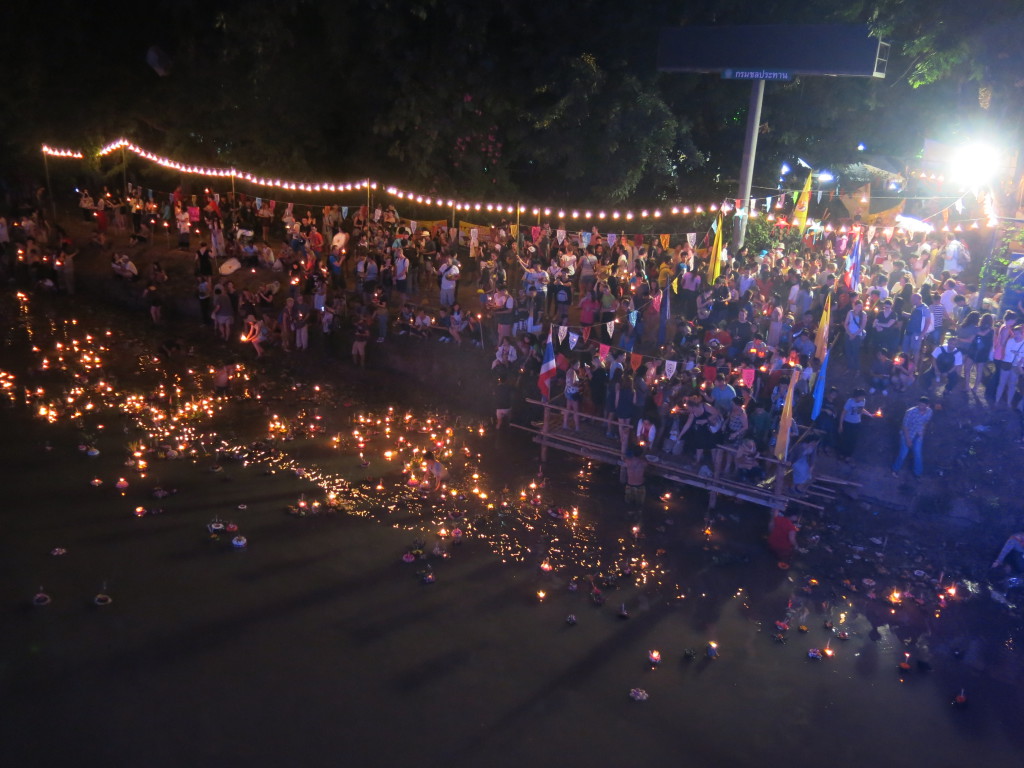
930,336,963,394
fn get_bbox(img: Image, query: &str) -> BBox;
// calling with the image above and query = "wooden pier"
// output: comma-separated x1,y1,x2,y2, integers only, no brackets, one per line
515,397,850,512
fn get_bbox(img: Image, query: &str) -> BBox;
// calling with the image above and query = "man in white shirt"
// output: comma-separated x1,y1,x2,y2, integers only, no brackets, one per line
944,234,969,275
939,279,959,318
331,229,349,254
439,255,460,307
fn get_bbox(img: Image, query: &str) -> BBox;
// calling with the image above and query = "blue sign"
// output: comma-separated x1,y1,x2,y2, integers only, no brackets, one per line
722,69,792,81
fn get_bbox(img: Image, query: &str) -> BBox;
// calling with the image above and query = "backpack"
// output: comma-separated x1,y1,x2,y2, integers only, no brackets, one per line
936,347,956,374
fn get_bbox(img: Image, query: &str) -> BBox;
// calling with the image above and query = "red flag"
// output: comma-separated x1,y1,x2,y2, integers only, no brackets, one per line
581,326,591,343
630,353,644,371
599,343,611,359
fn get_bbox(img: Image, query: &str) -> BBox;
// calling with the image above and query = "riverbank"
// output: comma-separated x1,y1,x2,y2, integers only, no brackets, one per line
1,219,1023,767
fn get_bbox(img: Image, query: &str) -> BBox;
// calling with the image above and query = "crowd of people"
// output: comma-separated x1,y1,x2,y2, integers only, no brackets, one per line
6,182,1024,574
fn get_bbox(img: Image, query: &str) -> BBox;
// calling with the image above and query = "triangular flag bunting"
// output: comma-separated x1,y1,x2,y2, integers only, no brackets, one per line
581,326,591,343
606,321,616,338
568,332,579,350
557,325,568,343
599,343,610,359
664,360,677,378
630,353,644,372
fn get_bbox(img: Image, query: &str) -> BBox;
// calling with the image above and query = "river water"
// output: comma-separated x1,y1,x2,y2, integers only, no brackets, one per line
0,291,1020,768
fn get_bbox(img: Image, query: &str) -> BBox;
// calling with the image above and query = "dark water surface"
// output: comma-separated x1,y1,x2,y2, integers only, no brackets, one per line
0,293,1020,768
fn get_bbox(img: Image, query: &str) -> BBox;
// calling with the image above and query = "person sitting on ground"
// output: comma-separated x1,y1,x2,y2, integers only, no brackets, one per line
397,303,416,335
734,438,763,483
449,303,467,346
422,450,448,490
890,353,915,392
111,253,138,280
492,336,518,371
411,308,432,338
992,532,1024,572
436,307,453,342
241,315,267,358
868,348,893,395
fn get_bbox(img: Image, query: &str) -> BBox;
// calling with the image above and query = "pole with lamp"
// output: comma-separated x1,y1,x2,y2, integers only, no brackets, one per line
121,146,129,199
41,148,58,226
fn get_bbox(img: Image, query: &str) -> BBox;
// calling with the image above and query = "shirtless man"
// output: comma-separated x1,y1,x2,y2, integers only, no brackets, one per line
623,446,648,514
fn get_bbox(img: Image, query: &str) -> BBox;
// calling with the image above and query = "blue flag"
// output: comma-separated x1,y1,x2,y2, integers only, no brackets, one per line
811,350,829,420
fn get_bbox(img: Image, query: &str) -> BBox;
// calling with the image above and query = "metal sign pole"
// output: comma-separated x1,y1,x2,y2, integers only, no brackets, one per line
733,78,765,252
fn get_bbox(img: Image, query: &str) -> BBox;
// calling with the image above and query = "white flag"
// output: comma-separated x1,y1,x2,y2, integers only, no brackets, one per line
556,229,566,244
867,225,876,243
664,359,677,378
410,221,418,234
557,325,567,343
686,233,696,248
606,320,616,338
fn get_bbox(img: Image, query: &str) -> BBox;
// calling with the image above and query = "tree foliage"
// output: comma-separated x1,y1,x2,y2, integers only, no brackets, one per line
4,0,1021,205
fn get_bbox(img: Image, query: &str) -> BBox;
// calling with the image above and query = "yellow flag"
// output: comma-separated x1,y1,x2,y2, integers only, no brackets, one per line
660,234,670,250
814,293,831,363
706,215,723,286
793,170,813,235
774,371,799,462
671,276,680,294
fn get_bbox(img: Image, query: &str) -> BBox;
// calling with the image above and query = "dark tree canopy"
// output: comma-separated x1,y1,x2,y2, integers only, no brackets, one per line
3,0,1020,205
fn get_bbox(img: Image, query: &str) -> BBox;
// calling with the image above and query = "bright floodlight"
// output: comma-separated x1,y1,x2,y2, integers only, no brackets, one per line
950,142,1001,187
780,163,791,175
894,214,933,234
857,143,866,151
818,171,834,182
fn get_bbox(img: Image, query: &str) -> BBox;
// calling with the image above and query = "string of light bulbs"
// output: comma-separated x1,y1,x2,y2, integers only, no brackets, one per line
44,138,753,222
42,138,996,231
